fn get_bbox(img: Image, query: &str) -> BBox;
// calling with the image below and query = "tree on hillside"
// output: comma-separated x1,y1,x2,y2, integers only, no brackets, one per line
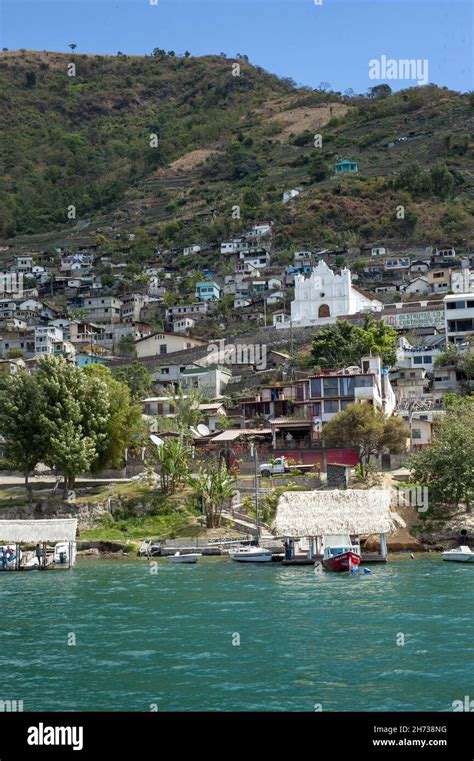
435,345,474,392
188,459,235,528
368,84,392,99
36,357,109,497
164,385,204,431
83,365,143,471
114,362,152,400
322,403,408,477
310,317,398,369
309,154,330,183
411,396,474,512
153,436,192,495
0,371,48,500
117,334,136,358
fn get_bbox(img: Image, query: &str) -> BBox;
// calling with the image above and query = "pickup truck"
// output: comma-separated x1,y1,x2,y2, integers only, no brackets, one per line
259,456,315,477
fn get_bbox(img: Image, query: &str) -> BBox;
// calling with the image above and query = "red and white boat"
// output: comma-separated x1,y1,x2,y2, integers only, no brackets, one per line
322,535,362,572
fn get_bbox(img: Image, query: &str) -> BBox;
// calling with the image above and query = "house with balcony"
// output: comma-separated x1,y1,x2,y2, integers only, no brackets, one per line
195,281,221,302
166,302,209,321
83,296,123,324
444,293,474,344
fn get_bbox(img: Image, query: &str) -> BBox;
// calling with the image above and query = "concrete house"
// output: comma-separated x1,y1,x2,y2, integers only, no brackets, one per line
135,332,207,359
335,159,358,174
195,281,221,302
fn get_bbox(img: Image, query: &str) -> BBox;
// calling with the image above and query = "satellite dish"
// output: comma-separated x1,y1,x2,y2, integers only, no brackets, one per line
197,424,210,437
150,434,164,448
190,427,201,437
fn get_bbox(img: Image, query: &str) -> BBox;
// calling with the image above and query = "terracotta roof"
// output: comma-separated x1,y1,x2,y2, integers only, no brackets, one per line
351,285,382,302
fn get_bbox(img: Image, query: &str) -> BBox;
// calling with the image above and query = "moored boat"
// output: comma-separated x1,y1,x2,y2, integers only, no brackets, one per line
167,551,202,564
441,545,474,563
229,545,273,563
322,535,361,572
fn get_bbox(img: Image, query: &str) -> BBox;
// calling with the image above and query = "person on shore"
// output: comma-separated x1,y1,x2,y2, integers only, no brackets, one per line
35,543,43,569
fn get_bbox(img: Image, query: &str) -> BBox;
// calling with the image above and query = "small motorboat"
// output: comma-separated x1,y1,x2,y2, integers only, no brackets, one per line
441,545,474,563
167,551,202,564
53,542,76,566
229,545,273,563
322,535,361,572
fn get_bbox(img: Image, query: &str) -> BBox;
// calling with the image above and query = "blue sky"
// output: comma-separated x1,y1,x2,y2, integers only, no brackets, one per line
1,0,472,93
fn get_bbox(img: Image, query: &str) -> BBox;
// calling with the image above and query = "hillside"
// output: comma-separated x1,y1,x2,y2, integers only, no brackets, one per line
1,50,473,253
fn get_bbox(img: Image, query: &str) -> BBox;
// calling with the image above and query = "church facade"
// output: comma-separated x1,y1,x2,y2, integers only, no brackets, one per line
283,260,382,328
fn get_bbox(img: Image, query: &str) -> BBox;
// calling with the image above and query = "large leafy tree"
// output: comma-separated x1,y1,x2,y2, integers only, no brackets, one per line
114,361,152,400
310,317,398,369
36,357,109,496
411,396,474,512
83,364,143,471
322,402,408,476
0,370,48,500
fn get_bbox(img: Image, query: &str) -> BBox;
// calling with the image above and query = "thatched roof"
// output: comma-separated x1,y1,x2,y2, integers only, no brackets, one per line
0,519,77,543
273,489,404,538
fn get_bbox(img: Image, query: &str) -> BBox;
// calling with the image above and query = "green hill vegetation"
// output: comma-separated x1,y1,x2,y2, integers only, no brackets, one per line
1,49,473,251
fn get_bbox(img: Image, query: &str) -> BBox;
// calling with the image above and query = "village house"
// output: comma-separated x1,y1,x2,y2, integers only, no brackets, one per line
334,159,358,174
135,331,207,359
172,317,196,334
444,293,474,344
166,302,209,321
195,281,221,302
82,296,123,324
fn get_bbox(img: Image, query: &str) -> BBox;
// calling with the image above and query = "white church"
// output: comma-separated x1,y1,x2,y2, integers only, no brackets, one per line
280,260,382,329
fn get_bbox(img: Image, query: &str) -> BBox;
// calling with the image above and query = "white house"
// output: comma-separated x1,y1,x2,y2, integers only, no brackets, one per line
367,245,387,257
183,244,201,257
285,261,382,328
444,293,474,344
135,332,207,359
282,188,301,203
272,310,291,328
403,276,430,295
451,268,474,294
172,317,196,333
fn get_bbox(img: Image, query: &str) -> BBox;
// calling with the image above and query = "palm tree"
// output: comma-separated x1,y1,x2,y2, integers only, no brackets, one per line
188,459,235,528
164,384,204,431
153,436,191,495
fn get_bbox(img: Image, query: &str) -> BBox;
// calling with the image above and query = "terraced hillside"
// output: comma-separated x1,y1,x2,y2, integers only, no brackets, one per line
1,50,473,253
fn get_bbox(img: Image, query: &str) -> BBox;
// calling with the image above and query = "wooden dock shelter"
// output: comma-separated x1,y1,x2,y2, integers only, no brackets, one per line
0,519,78,571
273,489,404,564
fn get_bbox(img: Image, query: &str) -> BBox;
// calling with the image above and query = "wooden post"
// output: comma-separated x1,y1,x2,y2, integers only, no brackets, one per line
380,533,387,558
68,542,71,569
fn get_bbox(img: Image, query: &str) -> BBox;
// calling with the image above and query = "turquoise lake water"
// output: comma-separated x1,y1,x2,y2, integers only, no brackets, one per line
0,556,472,712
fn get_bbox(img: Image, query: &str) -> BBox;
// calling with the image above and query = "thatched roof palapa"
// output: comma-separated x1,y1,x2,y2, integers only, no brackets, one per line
0,519,78,543
273,489,404,538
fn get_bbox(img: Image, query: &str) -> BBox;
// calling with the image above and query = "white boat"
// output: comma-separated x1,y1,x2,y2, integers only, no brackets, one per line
229,545,273,563
441,545,474,563
53,542,77,566
167,551,202,564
